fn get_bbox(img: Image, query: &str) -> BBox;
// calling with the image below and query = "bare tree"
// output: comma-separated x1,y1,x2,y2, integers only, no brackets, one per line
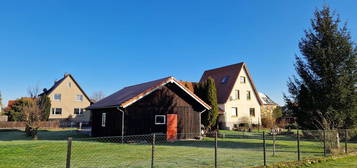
27,84,40,98
91,91,105,103
23,100,42,139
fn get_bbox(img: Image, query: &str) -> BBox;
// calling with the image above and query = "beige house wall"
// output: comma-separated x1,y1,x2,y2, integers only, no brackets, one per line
220,68,261,130
48,77,91,122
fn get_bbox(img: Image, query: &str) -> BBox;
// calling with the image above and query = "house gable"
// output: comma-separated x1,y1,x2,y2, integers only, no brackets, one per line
226,65,261,106
44,74,91,121
200,63,262,105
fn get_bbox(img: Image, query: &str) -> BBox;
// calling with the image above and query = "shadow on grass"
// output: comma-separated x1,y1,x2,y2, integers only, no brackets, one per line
0,129,90,141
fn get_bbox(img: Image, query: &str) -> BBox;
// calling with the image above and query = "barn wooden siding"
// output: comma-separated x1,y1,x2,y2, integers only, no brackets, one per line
91,85,203,138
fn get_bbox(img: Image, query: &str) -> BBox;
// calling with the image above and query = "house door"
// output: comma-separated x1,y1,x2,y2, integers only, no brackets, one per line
166,114,177,141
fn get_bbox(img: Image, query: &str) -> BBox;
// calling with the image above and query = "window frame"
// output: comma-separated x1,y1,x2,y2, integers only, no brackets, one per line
240,76,246,84
53,94,61,101
74,108,84,115
75,94,83,102
250,108,255,117
235,90,240,100
155,115,166,125
101,113,106,127
247,91,251,100
51,108,62,115
231,107,238,117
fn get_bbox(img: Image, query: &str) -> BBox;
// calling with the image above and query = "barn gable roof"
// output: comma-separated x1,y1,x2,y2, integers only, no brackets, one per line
200,62,262,105
87,77,211,110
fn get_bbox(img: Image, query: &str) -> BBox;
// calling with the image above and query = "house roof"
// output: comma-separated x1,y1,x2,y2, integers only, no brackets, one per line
258,92,277,105
39,74,92,103
200,62,262,105
88,77,211,110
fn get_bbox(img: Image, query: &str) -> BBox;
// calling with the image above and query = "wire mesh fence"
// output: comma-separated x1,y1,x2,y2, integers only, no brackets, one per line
1,129,357,168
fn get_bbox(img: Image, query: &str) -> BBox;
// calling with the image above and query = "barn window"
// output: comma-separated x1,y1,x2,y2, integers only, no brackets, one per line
101,113,106,127
155,115,166,125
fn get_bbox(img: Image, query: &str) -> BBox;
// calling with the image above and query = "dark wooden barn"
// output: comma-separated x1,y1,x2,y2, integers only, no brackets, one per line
87,77,211,139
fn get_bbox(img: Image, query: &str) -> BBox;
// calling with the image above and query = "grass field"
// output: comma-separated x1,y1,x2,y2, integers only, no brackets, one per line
0,129,356,168
303,154,357,168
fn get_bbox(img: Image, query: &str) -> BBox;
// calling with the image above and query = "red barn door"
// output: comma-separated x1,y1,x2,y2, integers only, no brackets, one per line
166,114,177,141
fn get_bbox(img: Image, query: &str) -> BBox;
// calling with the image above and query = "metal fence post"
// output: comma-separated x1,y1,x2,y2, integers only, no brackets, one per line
151,133,155,168
66,137,72,168
297,130,300,161
263,131,266,167
215,131,218,168
272,132,276,157
345,129,348,154
323,130,326,157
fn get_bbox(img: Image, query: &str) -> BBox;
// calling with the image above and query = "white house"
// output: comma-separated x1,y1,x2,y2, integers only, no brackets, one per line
200,62,262,130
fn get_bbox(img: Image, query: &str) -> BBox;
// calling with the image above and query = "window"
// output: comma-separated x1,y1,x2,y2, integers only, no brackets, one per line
101,113,106,127
155,115,166,125
250,108,255,117
75,94,83,101
231,107,238,117
54,94,61,101
51,108,62,115
67,82,71,88
221,76,229,84
240,76,246,84
234,90,240,100
74,108,84,115
247,91,251,100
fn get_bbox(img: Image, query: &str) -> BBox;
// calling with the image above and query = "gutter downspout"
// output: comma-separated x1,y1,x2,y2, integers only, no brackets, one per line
117,107,125,143
199,109,207,136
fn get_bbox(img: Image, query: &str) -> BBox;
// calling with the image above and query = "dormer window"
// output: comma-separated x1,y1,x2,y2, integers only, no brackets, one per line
54,94,61,101
221,76,229,84
240,76,246,84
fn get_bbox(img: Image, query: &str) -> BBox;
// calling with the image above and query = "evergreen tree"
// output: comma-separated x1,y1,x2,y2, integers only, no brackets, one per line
37,95,51,121
285,6,357,129
195,77,219,130
0,91,2,114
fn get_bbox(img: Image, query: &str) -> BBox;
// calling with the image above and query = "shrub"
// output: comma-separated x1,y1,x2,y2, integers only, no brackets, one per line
262,116,275,128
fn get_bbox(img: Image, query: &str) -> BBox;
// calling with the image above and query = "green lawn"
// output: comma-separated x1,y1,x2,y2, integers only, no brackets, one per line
302,155,357,168
0,129,356,168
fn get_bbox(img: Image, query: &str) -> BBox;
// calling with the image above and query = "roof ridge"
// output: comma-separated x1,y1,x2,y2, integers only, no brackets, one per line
122,76,172,89
203,62,245,73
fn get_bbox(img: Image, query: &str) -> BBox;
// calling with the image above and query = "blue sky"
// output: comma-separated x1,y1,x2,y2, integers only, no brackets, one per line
0,0,356,106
